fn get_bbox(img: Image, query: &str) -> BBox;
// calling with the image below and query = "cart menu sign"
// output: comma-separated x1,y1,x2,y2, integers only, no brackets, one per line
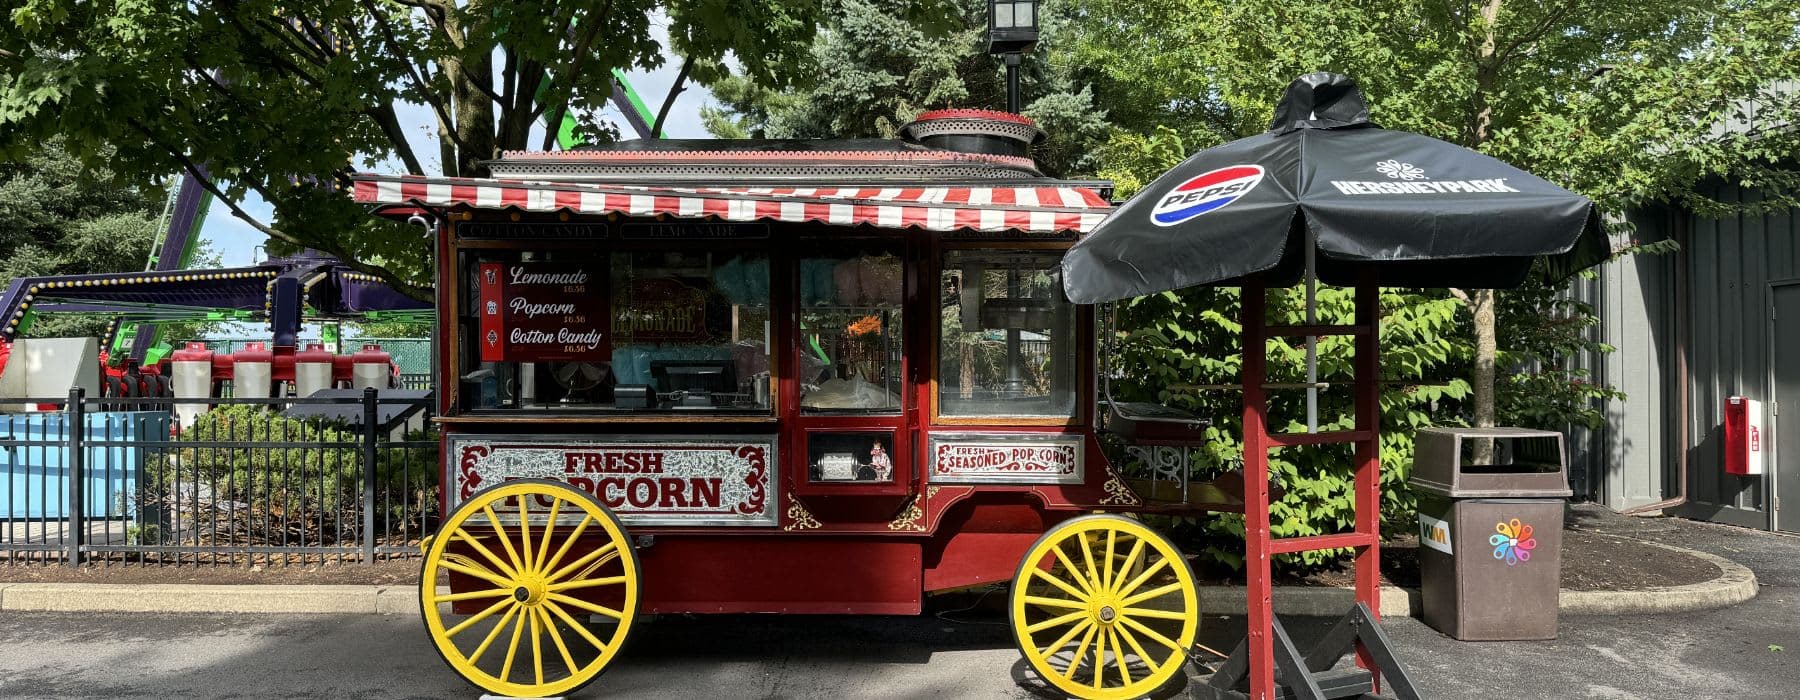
450,435,776,527
476,262,608,362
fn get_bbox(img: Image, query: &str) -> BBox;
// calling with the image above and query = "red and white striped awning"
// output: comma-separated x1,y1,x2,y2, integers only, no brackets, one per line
351,174,1111,235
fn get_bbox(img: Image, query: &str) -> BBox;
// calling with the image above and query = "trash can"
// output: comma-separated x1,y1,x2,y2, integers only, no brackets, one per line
1411,427,1571,641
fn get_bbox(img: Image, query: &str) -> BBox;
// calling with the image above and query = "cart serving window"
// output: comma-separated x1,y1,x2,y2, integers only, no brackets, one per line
459,244,774,413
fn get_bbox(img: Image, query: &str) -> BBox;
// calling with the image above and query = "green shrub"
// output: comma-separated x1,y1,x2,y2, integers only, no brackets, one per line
145,404,438,547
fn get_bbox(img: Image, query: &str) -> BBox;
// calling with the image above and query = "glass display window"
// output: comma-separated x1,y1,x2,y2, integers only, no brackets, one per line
797,248,905,415
805,431,899,484
938,250,1078,419
458,248,772,413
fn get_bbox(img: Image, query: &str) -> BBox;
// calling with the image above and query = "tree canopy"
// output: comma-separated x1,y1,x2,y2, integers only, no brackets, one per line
1072,0,1800,459
0,0,955,298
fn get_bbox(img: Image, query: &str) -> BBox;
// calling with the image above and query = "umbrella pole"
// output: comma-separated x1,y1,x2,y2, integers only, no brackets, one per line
1305,229,1319,433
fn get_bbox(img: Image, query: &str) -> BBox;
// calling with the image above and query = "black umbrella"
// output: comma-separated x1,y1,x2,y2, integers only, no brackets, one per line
1061,72,1610,303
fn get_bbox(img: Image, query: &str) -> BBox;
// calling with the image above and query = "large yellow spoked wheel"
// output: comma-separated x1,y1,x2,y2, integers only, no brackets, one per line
420,479,640,698
1010,514,1199,700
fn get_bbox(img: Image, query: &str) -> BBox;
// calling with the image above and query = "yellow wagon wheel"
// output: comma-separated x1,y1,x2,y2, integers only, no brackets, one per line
420,479,640,698
1010,514,1199,700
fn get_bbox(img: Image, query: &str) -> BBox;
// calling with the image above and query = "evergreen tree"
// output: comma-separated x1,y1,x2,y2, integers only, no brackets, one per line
0,140,168,338
700,0,1110,177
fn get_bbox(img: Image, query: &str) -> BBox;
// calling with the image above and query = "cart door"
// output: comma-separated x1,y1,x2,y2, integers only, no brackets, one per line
785,240,914,497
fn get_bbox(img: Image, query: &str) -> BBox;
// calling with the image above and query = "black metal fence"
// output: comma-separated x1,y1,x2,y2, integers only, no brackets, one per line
0,389,439,566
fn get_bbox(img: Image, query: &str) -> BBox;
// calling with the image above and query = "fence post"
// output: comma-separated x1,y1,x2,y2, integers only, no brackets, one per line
66,386,86,568
362,387,379,565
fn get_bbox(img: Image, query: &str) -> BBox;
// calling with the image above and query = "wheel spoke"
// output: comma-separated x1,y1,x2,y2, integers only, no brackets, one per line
439,556,515,589
1102,529,1118,593
546,541,618,584
443,597,514,639
1115,558,1171,600
1041,618,1093,660
1063,622,1099,680
482,505,530,579
1121,606,1189,621
433,587,514,604
1023,594,1087,611
540,515,594,578
467,603,522,665
1078,533,1103,592
1091,620,1108,691
529,601,544,686
1120,581,1185,608
452,530,521,581
1115,623,1161,677
518,494,535,575
547,592,625,620
1118,615,1183,656
1025,609,1090,634
535,498,562,576
1109,627,1134,687
546,575,630,593
544,599,610,652
500,601,528,682
537,607,580,676
1110,539,1147,595
1049,545,1097,598
1030,567,1091,603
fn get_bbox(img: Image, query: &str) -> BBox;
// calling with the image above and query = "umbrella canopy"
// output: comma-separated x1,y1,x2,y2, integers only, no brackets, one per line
1061,72,1610,303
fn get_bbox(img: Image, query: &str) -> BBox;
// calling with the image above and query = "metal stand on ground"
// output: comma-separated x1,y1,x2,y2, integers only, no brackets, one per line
1218,271,1419,700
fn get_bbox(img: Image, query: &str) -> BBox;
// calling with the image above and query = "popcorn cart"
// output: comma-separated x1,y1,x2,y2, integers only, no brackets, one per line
353,74,1605,700
355,110,1233,699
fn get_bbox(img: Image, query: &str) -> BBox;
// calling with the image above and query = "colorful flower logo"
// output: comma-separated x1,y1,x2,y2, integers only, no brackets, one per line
1490,519,1536,566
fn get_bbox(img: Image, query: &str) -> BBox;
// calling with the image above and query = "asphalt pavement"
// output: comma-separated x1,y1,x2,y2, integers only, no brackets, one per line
1,508,1795,699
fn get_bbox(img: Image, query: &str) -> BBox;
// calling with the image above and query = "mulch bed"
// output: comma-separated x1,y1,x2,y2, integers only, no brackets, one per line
1188,530,1721,591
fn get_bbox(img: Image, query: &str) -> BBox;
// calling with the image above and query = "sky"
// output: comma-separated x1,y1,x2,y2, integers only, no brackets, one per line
197,26,717,270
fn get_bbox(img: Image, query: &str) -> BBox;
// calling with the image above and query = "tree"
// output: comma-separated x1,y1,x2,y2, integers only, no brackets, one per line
1,1,947,299
1072,0,1800,450
699,0,1111,177
0,138,220,340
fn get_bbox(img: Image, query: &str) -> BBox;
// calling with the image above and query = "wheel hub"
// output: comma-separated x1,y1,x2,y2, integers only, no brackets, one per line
1098,606,1117,623
511,578,548,606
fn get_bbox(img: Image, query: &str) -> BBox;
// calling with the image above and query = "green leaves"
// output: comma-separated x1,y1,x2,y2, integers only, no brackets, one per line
1,0,850,298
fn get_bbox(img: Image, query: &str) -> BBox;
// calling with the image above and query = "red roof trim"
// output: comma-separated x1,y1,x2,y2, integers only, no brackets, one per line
912,109,1037,126
495,148,1037,170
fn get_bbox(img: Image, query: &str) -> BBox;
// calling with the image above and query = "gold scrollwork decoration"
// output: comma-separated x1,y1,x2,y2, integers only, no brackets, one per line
1099,471,1143,506
888,497,925,531
784,494,821,531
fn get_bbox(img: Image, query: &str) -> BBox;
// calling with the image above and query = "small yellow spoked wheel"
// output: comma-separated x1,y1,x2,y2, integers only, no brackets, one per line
420,479,640,698
1010,514,1199,700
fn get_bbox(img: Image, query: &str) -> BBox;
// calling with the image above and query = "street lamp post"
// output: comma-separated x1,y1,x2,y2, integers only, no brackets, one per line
986,0,1040,114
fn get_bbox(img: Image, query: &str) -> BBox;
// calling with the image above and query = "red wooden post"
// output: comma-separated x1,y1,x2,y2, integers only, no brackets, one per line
1240,279,1275,700
1353,274,1382,688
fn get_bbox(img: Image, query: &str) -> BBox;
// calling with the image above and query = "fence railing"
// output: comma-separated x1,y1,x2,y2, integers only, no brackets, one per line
0,388,439,567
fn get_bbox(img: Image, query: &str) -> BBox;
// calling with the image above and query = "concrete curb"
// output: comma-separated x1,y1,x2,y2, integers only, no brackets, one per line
0,538,1755,616
1555,533,1758,615
0,583,424,615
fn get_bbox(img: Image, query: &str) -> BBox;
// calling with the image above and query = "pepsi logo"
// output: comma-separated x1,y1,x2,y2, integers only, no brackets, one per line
1149,165,1265,226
